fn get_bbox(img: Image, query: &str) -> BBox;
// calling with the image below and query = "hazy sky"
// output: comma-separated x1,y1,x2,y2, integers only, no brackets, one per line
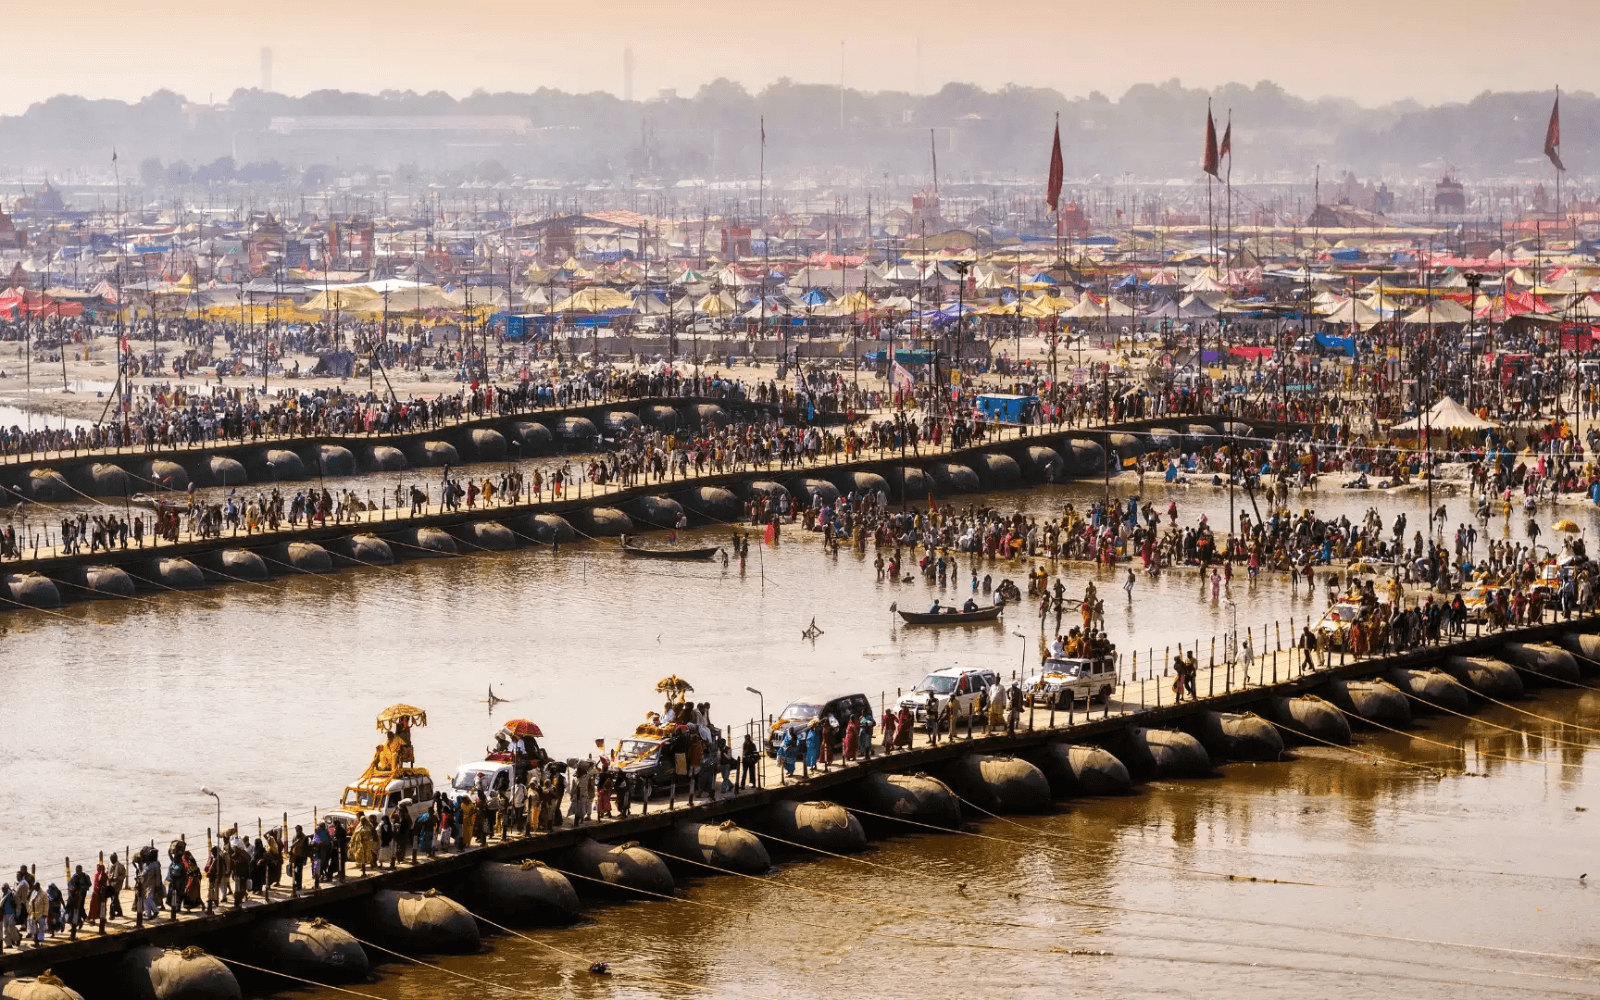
7,1,1589,114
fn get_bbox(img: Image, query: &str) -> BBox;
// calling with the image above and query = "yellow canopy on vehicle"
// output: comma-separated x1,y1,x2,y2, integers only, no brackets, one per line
375,704,428,729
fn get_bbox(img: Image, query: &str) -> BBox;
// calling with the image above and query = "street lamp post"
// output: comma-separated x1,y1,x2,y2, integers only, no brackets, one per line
745,685,765,725
200,786,221,837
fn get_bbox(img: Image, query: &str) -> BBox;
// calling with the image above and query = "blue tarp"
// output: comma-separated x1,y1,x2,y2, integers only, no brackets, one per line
1315,332,1357,357
976,393,1039,423
491,313,551,340
864,349,939,364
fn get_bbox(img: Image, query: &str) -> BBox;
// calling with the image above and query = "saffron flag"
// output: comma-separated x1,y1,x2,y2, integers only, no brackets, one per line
1045,121,1064,212
1202,105,1219,178
1545,94,1564,171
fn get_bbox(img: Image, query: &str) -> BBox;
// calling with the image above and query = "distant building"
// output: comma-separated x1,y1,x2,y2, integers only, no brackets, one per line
721,227,751,257
1058,201,1089,238
1305,202,1381,229
16,180,64,215
1434,174,1466,214
909,188,943,235
329,215,375,269
1374,182,1395,214
0,209,26,250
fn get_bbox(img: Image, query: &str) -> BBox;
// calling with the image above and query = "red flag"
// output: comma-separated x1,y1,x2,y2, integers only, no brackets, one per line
760,115,765,146
1202,105,1219,177
1545,94,1564,171
1218,120,1232,162
1045,120,1064,212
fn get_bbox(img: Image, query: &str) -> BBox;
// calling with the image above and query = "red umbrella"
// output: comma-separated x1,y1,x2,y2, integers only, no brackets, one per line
500,719,543,739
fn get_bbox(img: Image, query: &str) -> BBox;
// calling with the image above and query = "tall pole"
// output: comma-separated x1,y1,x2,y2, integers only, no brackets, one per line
1425,237,1434,532
1225,109,1233,274
1556,86,1563,242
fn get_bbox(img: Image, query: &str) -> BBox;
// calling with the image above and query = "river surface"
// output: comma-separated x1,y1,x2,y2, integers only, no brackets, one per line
3,472,1599,997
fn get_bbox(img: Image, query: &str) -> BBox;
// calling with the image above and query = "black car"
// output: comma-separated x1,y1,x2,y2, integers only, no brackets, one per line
766,692,873,756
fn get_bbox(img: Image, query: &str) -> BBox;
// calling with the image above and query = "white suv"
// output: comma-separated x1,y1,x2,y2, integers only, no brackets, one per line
899,667,1000,731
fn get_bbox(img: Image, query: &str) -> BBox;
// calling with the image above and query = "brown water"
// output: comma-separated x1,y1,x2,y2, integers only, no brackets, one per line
3,475,1599,997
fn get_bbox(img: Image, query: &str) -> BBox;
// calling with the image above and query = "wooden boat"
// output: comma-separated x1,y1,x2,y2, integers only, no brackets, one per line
621,543,721,561
130,493,185,513
897,603,1004,625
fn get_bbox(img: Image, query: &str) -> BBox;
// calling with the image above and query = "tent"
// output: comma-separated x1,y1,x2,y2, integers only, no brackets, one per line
553,287,633,313
1142,297,1181,320
1400,299,1472,325
1184,271,1229,293
694,291,738,316
632,293,671,315
303,287,381,312
1392,396,1497,431
1022,295,1068,318
1318,297,1381,329
834,291,873,313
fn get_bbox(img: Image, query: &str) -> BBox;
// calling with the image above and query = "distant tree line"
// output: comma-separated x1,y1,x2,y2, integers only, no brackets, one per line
2,79,1590,184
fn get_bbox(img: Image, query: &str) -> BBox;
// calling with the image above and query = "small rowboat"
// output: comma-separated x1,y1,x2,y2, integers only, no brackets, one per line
622,543,721,561
896,603,1004,625
130,493,185,513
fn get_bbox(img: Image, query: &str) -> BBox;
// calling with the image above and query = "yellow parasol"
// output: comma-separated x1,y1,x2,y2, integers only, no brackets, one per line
1553,519,1580,533
375,704,428,729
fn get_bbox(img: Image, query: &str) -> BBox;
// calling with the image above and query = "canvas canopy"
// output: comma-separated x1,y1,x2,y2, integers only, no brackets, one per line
1400,299,1472,325
1392,396,1497,431
553,287,633,313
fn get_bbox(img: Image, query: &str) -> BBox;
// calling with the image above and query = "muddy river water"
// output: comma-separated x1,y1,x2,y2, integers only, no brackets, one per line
3,470,1599,998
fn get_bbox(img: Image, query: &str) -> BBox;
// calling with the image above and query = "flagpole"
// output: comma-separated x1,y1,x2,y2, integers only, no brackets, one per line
1225,110,1232,272
1053,112,1062,269
1555,86,1562,240
760,116,767,370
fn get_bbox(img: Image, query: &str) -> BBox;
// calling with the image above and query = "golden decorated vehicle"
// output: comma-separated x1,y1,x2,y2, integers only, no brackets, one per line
327,704,435,829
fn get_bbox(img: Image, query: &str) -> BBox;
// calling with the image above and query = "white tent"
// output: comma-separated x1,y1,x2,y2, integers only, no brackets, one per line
1184,270,1228,293
1393,396,1497,431
1142,297,1181,319
1319,297,1381,329
1063,295,1135,319
1400,299,1473,325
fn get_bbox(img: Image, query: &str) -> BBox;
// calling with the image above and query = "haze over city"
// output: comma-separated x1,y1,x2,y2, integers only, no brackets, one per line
4,0,1594,113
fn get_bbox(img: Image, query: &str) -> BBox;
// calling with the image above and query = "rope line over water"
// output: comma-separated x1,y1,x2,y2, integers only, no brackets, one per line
839,804,1600,967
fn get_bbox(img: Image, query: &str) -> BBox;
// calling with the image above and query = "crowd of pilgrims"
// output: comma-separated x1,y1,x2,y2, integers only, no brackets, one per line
0,363,757,458
783,471,1595,636
586,409,995,488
